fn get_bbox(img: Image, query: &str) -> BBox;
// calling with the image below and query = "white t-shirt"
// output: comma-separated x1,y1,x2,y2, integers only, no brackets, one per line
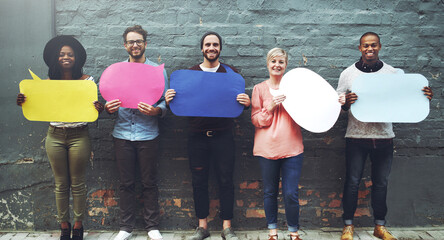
199,63,220,72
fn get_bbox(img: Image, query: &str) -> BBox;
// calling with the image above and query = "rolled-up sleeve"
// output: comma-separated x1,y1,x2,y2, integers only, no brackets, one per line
156,69,169,118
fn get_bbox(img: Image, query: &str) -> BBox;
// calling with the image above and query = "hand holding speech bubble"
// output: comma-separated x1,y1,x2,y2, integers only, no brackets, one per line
169,67,245,118
19,70,98,122
280,68,341,133
351,73,429,123
99,62,165,108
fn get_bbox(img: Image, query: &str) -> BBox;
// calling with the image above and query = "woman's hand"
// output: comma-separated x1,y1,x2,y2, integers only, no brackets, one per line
237,93,251,107
104,99,121,114
94,101,104,113
165,89,176,106
267,94,286,112
338,93,346,105
16,93,26,106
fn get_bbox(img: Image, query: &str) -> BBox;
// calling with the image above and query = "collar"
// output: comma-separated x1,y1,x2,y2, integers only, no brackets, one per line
355,57,383,73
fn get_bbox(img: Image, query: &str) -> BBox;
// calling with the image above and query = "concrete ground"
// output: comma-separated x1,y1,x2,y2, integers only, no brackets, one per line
2,227,444,240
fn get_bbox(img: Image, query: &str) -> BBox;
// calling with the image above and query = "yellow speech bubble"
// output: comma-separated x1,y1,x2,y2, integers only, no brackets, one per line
19,70,98,122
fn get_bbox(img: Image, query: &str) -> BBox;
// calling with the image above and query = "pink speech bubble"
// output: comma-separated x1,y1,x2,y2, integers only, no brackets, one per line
99,62,165,108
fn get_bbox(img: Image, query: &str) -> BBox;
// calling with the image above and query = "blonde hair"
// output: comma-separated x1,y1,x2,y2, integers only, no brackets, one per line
266,48,288,64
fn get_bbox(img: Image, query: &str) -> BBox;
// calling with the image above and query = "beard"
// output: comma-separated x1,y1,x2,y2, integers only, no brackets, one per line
128,47,146,60
203,51,220,62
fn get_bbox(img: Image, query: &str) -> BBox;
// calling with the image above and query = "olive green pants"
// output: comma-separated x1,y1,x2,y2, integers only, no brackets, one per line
45,126,90,223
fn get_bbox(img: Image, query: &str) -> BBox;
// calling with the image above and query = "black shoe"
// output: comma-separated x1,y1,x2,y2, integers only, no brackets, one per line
72,226,84,240
60,222,71,240
221,227,239,240
187,227,210,240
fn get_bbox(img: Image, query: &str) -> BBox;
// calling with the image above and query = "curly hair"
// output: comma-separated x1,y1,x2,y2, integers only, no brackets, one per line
123,25,148,42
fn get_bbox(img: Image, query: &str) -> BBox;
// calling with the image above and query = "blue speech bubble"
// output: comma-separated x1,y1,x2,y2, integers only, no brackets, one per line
169,66,245,117
351,73,429,123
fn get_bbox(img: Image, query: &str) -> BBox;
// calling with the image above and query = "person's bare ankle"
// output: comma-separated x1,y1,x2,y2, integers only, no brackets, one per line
198,218,208,229
61,222,70,229
73,221,83,229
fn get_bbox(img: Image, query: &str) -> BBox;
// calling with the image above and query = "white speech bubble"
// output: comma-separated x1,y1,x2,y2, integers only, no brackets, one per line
280,68,341,133
351,73,429,123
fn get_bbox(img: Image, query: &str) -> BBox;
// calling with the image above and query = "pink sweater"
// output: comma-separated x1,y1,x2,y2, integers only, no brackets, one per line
251,81,304,160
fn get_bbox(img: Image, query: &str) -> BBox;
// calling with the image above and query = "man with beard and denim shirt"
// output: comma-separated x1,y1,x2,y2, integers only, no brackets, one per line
105,25,168,240
337,32,433,240
165,32,250,240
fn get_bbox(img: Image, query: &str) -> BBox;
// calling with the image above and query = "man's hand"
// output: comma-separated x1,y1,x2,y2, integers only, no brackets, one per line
165,89,176,106
105,99,121,114
342,92,358,111
237,93,251,107
267,94,286,112
16,93,26,106
138,102,161,116
94,101,104,113
423,86,433,101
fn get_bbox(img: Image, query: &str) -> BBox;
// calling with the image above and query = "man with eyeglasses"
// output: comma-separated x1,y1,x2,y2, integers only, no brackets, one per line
105,25,168,240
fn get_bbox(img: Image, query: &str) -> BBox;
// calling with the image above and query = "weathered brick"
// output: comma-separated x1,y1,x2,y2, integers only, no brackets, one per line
2,0,443,232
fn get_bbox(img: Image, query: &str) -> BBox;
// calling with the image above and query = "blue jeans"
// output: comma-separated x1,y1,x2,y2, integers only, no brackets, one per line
258,154,304,232
342,138,393,226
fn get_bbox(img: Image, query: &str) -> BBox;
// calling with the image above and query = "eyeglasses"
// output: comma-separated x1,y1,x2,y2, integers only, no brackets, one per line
125,39,145,46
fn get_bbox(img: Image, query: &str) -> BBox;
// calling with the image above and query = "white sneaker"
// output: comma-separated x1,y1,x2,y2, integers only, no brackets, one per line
148,230,163,240
114,230,133,240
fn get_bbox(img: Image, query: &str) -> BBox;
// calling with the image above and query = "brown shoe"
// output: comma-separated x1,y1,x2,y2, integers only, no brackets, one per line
373,225,397,240
340,225,354,240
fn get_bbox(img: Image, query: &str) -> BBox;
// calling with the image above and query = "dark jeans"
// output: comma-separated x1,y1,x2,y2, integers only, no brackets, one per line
114,137,160,232
258,154,304,232
342,138,393,226
188,130,235,220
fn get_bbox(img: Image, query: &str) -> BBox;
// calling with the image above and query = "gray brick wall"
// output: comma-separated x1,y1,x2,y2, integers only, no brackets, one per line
1,0,443,231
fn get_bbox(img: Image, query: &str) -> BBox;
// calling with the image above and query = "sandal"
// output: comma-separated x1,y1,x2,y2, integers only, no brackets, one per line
289,233,302,240
268,234,278,240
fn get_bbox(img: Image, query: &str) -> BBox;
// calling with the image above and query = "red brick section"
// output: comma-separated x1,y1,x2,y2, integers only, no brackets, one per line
306,179,375,225
239,181,260,189
88,189,118,225
90,189,118,207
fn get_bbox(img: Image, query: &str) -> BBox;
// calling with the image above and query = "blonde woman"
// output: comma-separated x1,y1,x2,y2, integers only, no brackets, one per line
251,48,304,240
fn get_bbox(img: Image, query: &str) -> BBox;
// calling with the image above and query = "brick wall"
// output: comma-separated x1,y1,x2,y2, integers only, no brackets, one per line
1,0,443,231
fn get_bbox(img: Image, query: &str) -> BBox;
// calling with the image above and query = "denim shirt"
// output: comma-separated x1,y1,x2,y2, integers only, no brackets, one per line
112,58,168,141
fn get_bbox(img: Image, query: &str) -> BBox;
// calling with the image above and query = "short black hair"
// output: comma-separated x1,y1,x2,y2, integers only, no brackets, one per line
123,25,148,42
360,32,381,45
200,31,222,50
